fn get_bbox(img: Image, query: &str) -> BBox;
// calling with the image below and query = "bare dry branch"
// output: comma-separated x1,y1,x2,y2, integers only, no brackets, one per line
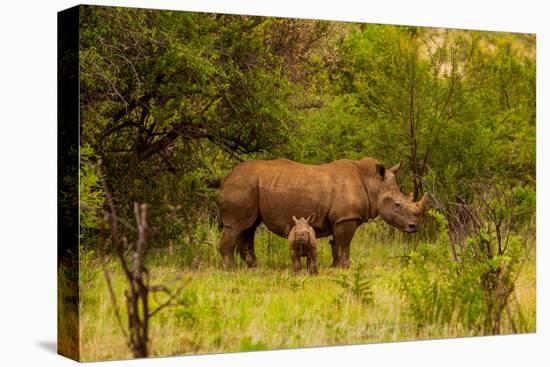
94,160,187,358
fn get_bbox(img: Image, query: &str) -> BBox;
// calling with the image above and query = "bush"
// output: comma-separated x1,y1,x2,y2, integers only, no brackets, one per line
399,210,485,328
399,204,528,333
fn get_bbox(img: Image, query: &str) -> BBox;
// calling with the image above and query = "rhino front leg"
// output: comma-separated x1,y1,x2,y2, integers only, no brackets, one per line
292,254,302,274
333,220,358,268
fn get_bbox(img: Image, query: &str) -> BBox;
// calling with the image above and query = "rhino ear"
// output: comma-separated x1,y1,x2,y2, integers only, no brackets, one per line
407,192,414,201
306,214,315,224
292,215,298,224
375,163,386,178
388,162,401,174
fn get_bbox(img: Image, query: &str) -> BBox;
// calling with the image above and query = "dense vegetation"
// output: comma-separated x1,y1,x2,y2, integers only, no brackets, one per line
72,5,536,360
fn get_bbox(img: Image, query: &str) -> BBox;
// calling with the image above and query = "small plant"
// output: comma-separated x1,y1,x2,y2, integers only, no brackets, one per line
289,276,306,291
239,336,268,352
332,262,374,305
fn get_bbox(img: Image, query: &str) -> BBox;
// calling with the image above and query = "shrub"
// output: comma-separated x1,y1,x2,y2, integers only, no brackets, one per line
332,262,374,306
399,210,485,328
400,195,531,334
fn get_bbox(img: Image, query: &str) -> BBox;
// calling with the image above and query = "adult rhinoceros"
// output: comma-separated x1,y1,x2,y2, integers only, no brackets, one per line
218,157,428,268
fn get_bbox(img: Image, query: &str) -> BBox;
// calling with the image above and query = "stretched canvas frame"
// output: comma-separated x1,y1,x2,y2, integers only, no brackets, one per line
58,4,536,362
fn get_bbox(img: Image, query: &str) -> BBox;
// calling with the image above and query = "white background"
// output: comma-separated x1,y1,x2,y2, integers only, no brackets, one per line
0,0,547,365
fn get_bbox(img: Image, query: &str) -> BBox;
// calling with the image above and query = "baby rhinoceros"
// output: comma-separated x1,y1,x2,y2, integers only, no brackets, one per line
287,215,318,275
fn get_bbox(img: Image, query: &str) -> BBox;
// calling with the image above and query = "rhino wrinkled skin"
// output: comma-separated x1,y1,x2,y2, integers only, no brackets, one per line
218,157,428,268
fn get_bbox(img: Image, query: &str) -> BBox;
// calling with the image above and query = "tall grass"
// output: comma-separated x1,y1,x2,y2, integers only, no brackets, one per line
78,223,535,361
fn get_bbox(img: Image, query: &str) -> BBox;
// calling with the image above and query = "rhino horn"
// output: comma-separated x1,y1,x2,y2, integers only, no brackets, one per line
415,193,429,214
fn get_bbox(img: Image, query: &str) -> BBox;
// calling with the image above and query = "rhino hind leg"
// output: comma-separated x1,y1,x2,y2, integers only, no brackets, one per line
219,228,241,268
220,219,260,269
237,225,259,268
219,186,260,268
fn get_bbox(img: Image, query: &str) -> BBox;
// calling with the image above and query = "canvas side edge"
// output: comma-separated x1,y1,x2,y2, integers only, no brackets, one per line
57,5,81,362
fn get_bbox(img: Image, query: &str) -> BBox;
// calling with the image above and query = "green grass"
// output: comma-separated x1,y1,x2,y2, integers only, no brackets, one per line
78,225,536,361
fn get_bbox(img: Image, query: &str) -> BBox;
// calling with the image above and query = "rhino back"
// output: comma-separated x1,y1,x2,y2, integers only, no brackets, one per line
220,159,370,237
258,159,368,237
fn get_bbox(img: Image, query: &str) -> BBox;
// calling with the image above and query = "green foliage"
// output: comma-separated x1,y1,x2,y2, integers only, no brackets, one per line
332,262,374,305
315,25,535,199
399,210,485,328
79,7,338,236
297,94,371,163
510,186,536,230
399,244,486,328
79,144,104,231
400,199,530,333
